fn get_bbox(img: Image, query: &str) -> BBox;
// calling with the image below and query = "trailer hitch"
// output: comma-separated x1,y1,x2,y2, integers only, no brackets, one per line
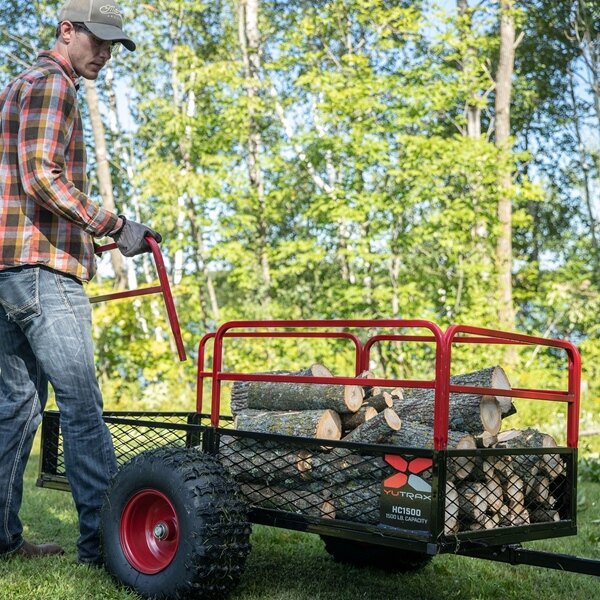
462,543,600,576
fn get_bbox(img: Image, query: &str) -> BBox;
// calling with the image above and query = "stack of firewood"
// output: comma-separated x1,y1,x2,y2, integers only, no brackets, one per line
220,364,564,533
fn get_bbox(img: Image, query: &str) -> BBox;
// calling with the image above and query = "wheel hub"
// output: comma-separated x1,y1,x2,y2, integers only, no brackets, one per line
120,489,180,574
153,522,169,540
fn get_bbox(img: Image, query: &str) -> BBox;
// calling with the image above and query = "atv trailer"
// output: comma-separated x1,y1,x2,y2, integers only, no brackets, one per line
37,239,600,598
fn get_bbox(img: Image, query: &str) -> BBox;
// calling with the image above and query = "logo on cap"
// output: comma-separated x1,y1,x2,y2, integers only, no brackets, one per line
100,5,122,16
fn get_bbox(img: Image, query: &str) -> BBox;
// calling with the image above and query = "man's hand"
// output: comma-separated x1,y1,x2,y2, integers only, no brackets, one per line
110,215,162,257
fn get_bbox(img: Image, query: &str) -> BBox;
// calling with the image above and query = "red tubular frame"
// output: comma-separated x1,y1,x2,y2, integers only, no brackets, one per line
92,237,186,361
196,319,581,450
197,319,445,428
443,325,581,448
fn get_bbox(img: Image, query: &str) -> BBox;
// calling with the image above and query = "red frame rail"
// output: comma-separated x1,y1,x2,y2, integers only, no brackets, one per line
197,319,445,428
443,325,581,448
92,237,186,361
196,319,581,449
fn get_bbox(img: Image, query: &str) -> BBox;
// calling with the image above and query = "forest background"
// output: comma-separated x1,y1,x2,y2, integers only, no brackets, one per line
1,0,599,459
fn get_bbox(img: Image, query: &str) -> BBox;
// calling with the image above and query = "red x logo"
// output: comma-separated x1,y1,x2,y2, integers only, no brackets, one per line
383,455,433,489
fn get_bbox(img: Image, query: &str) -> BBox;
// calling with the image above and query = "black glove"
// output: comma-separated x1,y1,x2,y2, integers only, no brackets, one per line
110,215,162,257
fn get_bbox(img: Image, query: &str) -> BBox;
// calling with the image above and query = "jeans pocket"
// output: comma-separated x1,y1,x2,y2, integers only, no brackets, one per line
0,267,41,324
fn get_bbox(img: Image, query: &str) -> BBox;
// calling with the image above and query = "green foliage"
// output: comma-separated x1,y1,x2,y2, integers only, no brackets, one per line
0,1,598,434
579,455,600,483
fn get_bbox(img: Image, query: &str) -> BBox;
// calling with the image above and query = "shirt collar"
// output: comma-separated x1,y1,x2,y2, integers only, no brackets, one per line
37,50,81,90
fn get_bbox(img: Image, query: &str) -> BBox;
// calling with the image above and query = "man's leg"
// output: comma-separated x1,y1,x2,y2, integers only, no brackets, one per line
11,268,117,563
0,268,50,554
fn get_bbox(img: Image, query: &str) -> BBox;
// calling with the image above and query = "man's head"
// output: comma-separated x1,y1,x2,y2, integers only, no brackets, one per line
55,0,135,80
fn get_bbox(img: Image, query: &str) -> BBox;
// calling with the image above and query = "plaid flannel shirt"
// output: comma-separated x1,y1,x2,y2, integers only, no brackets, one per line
0,50,118,281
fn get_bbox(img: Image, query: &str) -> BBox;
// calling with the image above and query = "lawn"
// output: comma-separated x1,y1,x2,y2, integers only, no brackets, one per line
1,440,598,600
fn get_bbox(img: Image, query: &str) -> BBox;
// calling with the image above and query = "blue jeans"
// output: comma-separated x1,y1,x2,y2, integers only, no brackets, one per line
0,266,117,562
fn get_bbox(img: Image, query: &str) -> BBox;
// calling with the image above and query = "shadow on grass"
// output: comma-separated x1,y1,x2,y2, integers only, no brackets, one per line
231,524,600,600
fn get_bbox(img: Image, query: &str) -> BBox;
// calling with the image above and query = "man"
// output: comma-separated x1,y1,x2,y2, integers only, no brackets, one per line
0,0,161,565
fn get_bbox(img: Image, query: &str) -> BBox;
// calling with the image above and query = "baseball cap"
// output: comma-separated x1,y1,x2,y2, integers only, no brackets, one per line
58,0,136,51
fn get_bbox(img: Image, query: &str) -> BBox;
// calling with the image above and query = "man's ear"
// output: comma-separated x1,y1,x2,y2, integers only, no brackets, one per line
58,21,76,45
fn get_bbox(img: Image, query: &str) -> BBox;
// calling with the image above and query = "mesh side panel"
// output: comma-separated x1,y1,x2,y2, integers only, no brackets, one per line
218,433,395,524
45,413,200,478
445,450,571,536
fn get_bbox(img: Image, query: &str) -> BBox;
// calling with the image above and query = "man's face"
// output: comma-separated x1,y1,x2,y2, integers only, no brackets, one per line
67,25,113,80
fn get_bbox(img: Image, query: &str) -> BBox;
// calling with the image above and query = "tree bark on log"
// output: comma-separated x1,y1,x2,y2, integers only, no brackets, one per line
218,436,308,483
366,391,393,412
234,409,342,440
239,482,332,519
340,405,378,432
342,408,401,443
231,371,363,415
396,367,515,435
449,366,515,418
296,449,393,484
329,480,381,523
397,389,502,435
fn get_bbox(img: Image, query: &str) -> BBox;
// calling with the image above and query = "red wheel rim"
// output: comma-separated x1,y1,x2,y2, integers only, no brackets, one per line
120,489,180,574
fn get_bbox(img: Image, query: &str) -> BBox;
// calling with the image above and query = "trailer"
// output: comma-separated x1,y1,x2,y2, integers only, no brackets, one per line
37,240,600,598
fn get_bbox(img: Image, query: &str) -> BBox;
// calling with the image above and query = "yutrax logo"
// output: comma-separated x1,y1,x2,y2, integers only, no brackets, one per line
383,455,433,499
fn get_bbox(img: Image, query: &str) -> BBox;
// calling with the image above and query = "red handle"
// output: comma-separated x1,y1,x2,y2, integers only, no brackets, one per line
92,236,187,361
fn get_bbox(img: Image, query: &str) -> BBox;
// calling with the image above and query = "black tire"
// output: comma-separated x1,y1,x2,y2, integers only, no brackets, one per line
101,447,251,599
320,535,432,573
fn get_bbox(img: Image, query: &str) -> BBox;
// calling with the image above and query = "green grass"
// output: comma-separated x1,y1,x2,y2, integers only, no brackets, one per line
1,441,598,600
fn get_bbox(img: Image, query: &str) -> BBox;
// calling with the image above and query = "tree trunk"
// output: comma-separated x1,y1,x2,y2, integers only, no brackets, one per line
239,0,271,305
495,0,516,335
83,78,127,289
457,0,482,139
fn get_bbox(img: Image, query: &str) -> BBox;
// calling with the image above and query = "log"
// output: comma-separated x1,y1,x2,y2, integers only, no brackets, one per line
231,375,364,415
218,436,308,483
444,481,459,535
388,422,476,479
530,508,560,523
357,370,376,398
296,449,393,485
230,364,333,414
457,482,488,524
396,390,502,436
341,408,401,443
475,432,498,448
450,366,515,419
366,391,394,412
239,482,332,519
340,405,378,432
496,428,564,478
396,366,516,435
499,504,530,527
234,409,342,440
329,480,381,524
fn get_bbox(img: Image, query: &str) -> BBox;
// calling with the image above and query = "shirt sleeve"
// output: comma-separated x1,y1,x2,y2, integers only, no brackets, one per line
16,73,118,237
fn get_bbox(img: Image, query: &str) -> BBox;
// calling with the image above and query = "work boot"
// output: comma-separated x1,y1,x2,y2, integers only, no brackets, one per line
15,540,65,558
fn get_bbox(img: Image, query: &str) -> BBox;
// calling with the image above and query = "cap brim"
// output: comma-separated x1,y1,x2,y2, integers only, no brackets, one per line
85,23,136,52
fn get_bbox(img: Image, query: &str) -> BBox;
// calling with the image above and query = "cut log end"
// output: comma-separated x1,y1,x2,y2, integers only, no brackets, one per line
480,396,502,435
316,409,342,440
344,384,365,412
383,408,401,431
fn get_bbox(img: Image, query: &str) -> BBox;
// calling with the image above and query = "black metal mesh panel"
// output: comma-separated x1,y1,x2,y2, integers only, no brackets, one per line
444,449,572,536
41,412,203,478
217,432,401,524
39,411,575,545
